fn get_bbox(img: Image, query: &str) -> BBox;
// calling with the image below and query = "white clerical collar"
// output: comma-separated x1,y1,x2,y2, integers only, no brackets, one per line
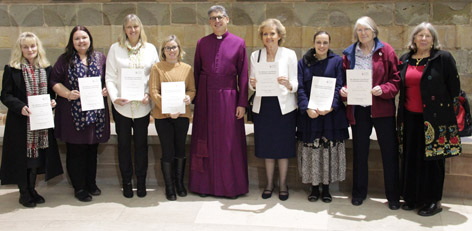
216,35,223,39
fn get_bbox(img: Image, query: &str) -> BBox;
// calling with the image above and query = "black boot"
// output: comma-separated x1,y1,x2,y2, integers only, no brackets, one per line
137,177,147,198
28,168,45,204
18,184,36,208
161,161,176,201
175,158,187,197
321,184,332,203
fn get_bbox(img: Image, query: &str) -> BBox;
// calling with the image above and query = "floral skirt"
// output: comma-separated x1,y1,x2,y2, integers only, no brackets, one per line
297,139,346,185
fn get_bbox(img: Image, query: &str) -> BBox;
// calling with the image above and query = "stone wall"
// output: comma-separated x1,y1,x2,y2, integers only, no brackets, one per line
1,0,472,198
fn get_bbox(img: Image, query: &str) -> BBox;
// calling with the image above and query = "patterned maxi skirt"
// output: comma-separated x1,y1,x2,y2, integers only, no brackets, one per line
297,138,346,185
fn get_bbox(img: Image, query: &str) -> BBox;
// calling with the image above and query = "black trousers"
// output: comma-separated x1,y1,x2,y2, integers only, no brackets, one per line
351,106,400,202
402,110,445,204
112,106,150,183
155,118,189,163
66,143,99,192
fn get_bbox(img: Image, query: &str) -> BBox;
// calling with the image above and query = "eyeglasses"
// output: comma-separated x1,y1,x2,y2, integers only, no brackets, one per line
209,15,225,21
165,46,178,51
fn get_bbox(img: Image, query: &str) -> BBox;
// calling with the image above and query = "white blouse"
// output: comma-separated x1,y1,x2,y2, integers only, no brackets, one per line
105,42,159,118
249,47,298,115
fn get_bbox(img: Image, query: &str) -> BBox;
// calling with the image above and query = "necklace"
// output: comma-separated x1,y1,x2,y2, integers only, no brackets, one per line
415,58,423,66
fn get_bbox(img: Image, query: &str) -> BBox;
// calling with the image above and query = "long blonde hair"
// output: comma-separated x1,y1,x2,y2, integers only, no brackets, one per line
118,14,147,47
9,32,50,69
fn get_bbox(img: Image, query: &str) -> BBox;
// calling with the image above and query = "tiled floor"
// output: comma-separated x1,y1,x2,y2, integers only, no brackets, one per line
1,184,471,231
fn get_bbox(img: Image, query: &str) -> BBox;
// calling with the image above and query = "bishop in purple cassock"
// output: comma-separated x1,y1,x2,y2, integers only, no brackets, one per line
189,5,249,198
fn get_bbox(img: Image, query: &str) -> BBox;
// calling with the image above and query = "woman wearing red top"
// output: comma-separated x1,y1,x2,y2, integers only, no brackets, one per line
397,22,461,216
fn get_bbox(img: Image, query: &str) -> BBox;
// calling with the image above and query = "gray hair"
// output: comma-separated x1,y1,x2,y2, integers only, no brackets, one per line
407,22,441,51
353,16,378,41
207,5,228,17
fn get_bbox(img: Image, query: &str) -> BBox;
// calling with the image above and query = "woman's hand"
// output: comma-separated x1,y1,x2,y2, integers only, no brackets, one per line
316,107,333,116
371,85,382,96
142,93,149,105
249,77,257,89
183,95,191,105
235,106,245,119
68,90,80,101
50,99,57,109
277,76,292,91
21,106,31,116
340,87,348,97
102,87,108,97
170,113,180,119
307,109,319,119
114,98,129,106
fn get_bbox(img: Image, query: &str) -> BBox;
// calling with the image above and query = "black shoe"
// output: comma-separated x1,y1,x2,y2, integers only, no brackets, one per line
19,189,36,208
175,158,188,197
75,189,92,202
308,186,320,202
351,198,364,206
418,202,442,216
279,186,289,201
137,178,146,198
122,182,133,198
29,189,45,204
87,184,101,196
402,202,416,211
388,201,400,210
226,195,239,200
321,190,332,203
199,193,209,198
261,186,275,199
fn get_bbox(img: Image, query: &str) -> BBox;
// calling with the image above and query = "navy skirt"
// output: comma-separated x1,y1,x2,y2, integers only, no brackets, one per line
253,97,296,159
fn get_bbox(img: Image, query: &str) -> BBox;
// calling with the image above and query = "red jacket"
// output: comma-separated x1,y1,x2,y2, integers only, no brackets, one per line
342,38,400,125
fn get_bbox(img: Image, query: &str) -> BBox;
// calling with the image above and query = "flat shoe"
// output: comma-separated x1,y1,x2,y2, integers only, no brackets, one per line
418,202,442,216
308,189,320,202
279,186,289,201
87,185,101,196
75,189,92,202
351,198,363,206
321,191,332,203
402,202,416,211
261,187,275,199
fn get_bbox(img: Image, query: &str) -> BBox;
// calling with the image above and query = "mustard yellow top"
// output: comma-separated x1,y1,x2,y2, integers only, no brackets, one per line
149,61,196,119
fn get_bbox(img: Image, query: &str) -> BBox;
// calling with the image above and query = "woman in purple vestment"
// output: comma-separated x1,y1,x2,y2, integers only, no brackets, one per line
51,26,110,202
189,5,249,198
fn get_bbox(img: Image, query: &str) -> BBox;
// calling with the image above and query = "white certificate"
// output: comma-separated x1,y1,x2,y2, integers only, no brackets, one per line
347,69,372,105
308,76,336,111
161,81,186,114
255,62,280,97
121,68,145,101
78,76,104,111
28,94,54,131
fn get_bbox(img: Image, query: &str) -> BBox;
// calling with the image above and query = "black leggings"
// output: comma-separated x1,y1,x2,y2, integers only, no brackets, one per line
155,118,189,163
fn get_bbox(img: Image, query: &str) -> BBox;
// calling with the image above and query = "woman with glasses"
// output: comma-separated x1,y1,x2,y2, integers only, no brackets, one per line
341,16,401,209
149,35,196,201
106,14,159,198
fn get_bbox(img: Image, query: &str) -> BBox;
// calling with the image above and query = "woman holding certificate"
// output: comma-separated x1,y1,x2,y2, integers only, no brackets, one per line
106,14,159,198
397,22,461,216
296,31,349,203
248,18,298,201
149,35,196,201
1,32,63,207
340,16,401,209
51,26,110,202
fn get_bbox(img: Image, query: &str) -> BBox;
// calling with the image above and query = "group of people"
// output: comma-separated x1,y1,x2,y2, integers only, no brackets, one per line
0,5,461,218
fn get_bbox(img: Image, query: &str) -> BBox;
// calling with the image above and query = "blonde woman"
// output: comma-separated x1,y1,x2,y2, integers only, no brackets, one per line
149,35,196,201
1,32,63,207
106,14,159,198
249,19,298,201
